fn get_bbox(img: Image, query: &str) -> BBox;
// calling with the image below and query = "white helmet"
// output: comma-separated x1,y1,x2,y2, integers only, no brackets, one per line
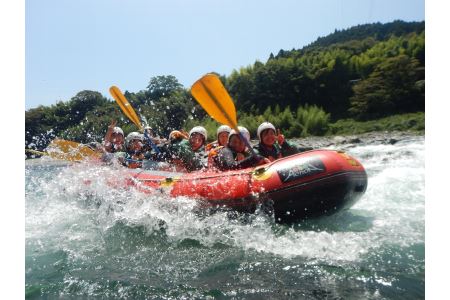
125,132,144,147
144,126,154,137
237,126,251,144
189,126,207,141
112,127,124,136
217,125,232,137
257,122,276,141
228,127,250,144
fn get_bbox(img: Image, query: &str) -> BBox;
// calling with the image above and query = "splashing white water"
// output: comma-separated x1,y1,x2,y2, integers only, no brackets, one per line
26,137,425,264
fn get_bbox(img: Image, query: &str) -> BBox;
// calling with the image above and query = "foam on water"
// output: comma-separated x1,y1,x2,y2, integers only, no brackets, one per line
25,137,425,298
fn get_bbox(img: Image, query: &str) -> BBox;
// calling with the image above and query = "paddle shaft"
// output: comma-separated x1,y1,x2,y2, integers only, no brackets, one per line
143,129,160,154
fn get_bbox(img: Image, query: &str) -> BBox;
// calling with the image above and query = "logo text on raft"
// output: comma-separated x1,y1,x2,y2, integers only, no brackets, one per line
277,158,325,183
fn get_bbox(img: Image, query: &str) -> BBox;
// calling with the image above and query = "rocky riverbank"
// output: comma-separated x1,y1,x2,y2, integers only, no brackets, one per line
289,131,424,150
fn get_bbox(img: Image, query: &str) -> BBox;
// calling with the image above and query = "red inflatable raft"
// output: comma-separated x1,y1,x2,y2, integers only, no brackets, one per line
120,149,367,223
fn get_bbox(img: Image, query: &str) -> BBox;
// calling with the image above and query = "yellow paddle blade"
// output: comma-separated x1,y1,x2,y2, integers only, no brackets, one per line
46,139,100,162
26,148,81,162
25,149,49,157
191,74,238,130
109,85,143,131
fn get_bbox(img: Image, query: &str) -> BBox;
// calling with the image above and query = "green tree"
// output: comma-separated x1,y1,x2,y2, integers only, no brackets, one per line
146,75,184,100
349,55,423,120
69,90,109,123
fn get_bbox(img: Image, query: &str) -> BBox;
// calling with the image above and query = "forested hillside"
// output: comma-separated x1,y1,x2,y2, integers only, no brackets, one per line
26,20,425,151
226,20,424,120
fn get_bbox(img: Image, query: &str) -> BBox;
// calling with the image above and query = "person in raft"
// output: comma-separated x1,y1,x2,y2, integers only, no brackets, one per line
103,120,125,153
100,120,127,163
212,127,270,171
143,126,167,146
254,122,311,162
149,130,188,166
157,126,208,172
117,132,146,169
205,125,232,152
140,125,169,160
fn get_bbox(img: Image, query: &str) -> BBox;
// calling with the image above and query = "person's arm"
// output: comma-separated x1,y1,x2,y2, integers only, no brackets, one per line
276,129,297,157
281,140,313,156
216,148,263,171
103,120,116,153
296,145,313,153
280,140,299,156
252,144,263,156
277,129,313,156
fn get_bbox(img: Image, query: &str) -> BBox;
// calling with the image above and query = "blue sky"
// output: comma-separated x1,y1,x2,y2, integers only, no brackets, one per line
25,0,424,109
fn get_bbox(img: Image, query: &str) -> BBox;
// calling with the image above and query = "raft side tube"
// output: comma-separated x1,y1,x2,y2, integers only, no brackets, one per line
126,150,368,222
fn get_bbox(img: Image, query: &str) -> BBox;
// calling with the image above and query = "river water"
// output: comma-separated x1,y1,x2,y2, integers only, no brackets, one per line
25,136,424,299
